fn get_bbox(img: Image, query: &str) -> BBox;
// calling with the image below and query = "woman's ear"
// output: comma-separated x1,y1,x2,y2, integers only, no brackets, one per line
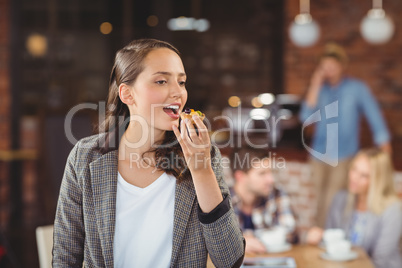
119,83,135,105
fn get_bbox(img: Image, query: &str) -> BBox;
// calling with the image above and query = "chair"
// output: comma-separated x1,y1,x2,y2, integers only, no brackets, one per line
36,225,54,268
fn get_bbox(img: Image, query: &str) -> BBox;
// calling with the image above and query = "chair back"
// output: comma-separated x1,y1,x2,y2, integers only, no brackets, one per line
36,225,54,268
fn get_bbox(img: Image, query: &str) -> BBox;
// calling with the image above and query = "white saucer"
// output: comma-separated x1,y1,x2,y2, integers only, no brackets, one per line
265,243,292,253
320,251,358,262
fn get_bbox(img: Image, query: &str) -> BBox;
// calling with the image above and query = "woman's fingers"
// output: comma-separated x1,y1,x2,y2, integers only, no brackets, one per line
174,117,210,152
173,118,212,171
192,115,209,142
181,119,192,147
184,118,200,144
172,123,188,152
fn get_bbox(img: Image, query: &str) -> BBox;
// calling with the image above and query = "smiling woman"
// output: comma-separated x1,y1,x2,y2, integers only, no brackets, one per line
52,38,245,268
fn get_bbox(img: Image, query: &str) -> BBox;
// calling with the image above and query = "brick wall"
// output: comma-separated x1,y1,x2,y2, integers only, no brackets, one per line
0,0,10,230
284,0,402,168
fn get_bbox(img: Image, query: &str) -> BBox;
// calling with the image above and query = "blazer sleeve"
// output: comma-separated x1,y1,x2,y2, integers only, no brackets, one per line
371,202,402,268
52,142,85,267
325,190,347,230
198,145,245,268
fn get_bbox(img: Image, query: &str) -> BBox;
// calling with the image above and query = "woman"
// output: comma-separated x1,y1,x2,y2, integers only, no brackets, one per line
307,148,402,268
52,39,245,267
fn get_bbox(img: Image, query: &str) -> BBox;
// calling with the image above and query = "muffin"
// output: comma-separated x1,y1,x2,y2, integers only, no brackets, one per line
180,108,205,124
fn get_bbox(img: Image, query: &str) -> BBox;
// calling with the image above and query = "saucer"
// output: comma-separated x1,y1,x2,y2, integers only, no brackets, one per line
320,251,358,262
265,243,292,253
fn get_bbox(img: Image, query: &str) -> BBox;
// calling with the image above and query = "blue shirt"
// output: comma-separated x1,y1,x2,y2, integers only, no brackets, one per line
299,77,390,161
349,211,369,247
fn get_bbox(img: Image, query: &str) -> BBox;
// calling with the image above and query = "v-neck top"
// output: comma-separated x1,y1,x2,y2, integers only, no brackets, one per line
113,171,176,268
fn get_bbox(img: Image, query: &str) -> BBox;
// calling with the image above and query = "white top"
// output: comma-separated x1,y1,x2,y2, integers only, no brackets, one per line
113,171,176,268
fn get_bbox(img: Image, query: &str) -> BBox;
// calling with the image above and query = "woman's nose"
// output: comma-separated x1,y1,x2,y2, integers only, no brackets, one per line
170,82,184,98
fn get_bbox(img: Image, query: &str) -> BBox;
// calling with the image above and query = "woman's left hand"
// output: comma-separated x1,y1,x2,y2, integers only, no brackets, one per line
172,115,211,173
173,114,223,213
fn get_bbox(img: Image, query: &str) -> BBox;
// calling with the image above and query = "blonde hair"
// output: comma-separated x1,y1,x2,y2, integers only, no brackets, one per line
319,42,349,66
345,148,398,217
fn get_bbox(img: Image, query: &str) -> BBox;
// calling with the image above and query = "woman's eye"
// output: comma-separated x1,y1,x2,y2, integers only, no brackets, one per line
179,81,186,86
156,80,167,85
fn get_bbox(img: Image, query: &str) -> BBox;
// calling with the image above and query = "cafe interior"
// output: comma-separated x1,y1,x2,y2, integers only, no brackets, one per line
0,0,401,267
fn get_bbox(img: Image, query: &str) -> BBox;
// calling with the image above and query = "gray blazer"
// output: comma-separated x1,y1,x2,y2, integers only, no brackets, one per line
326,190,402,268
52,133,245,267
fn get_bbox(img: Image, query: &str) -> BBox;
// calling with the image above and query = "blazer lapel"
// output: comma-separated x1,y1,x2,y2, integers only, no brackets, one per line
170,178,196,267
89,150,118,267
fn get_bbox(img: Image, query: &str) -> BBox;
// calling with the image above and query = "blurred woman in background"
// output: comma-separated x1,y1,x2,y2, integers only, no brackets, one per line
307,148,402,268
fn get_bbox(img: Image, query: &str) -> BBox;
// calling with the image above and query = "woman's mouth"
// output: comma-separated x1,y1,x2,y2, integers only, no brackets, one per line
163,104,180,119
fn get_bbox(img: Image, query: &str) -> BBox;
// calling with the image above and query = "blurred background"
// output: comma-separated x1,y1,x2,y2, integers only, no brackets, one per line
0,0,401,267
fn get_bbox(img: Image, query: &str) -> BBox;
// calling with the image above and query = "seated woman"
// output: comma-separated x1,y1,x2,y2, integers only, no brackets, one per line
307,148,402,268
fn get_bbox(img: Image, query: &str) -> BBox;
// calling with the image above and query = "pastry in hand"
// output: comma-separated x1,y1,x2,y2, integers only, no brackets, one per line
180,108,205,124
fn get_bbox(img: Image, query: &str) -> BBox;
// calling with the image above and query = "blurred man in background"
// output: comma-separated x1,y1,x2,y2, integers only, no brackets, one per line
299,43,391,228
230,147,297,254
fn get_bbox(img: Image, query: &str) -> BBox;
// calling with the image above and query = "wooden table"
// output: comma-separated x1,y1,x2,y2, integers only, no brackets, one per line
207,245,374,268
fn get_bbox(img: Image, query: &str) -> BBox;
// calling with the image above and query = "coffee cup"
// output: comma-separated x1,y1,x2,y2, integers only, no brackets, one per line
256,227,287,250
323,229,345,245
326,239,352,256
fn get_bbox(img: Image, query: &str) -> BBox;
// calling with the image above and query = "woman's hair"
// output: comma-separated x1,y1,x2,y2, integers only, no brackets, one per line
344,148,399,217
319,42,349,66
96,38,191,181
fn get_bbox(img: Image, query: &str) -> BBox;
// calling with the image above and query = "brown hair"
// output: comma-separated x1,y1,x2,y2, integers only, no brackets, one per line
319,42,349,66
97,38,191,181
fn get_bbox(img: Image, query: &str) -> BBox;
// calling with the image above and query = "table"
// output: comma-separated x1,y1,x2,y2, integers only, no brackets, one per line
207,245,374,268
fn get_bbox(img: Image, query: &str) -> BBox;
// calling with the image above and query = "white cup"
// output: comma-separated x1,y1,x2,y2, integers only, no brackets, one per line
326,239,352,256
256,227,287,249
323,229,345,245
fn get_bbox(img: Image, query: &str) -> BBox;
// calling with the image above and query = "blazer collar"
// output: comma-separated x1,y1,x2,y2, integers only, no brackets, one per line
89,149,196,267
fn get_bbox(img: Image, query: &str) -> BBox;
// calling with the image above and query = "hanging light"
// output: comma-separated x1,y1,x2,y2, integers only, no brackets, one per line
167,17,210,32
167,0,210,32
360,0,394,44
288,0,320,47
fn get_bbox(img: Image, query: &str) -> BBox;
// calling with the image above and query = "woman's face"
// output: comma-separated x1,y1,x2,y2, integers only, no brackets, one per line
319,57,344,84
129,48,188,132
348,155,370,195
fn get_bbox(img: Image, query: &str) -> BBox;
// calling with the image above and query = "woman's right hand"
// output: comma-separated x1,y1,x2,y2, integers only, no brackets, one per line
306,226,324,245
